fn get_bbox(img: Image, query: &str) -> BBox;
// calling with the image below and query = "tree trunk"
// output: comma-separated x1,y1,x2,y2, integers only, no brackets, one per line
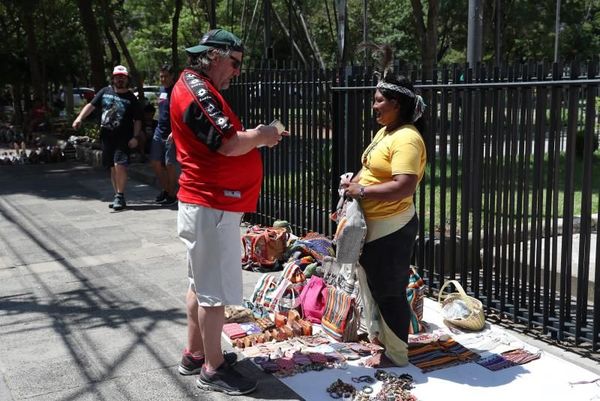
268,0,307,66
12,83,24,127
244,0,261,43
20,1,44,103
289,0,326,70
171,0,182,75
101,0,142,97
410,0,439,81
76,0,106,91
104,24,121,67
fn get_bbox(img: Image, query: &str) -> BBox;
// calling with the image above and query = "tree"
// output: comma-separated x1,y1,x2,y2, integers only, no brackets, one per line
19,0,44,103
172,0,183,73
100,0,143,95
76,0,106,91
410,0,439,80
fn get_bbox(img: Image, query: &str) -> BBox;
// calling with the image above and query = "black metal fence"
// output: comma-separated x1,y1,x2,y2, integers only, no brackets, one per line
227,61,600,352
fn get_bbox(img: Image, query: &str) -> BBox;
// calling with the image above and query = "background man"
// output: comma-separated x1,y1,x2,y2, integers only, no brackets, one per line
72,65,143,211
149,64,178,206
170,29,285,396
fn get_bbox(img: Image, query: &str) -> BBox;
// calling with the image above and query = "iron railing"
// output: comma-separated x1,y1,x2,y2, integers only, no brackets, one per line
227,61,600,352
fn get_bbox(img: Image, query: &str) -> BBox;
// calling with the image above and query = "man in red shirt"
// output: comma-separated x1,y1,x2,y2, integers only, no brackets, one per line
171,29,285,396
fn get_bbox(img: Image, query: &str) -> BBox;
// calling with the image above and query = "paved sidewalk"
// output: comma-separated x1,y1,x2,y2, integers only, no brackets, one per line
0,162,298,401
1,161,598,401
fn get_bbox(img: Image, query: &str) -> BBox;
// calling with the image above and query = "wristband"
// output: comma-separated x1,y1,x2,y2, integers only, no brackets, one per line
359,185,365,199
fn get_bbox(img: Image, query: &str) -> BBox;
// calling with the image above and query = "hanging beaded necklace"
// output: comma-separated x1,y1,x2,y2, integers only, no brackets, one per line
362,132,388,168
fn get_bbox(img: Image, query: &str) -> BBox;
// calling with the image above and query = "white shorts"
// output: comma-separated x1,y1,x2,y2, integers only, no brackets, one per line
177,202,243,306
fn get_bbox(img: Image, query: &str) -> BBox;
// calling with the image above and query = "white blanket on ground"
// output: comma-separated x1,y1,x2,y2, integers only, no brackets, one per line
273,298,599,401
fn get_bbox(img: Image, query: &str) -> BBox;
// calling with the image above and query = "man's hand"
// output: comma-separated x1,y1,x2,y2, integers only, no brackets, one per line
71,103,95,130
256,124,289,148
128,137,139,149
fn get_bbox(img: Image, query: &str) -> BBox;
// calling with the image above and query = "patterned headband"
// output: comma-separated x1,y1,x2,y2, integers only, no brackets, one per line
376,81,426,122
376,81,416,98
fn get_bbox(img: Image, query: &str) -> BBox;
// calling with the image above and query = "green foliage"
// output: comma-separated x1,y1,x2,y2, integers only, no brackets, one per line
362,0,419,65
2,0,600,104
576,129,599,159
81,122,100,141
0,0,87,86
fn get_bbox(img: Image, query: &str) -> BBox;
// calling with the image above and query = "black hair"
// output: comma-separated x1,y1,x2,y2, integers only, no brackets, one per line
378,74,426,134
363,42,426,135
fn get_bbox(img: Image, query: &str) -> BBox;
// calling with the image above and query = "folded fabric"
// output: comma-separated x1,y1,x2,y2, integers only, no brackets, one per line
501,348,541,365
240,322,262,335
223,323,247,340
408,338,480,372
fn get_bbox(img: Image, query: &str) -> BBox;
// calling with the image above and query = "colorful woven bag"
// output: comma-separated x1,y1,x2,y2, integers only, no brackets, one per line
241,226,288,270
298,275,327,324
321,285,360,342
250,273,278,307
407,266,425,334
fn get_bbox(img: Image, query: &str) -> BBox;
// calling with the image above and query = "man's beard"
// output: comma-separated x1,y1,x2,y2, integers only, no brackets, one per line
114,80,127,89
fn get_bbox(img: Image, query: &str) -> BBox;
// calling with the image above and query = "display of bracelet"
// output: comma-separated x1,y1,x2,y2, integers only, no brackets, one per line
373,372,417,401
326,379,356,399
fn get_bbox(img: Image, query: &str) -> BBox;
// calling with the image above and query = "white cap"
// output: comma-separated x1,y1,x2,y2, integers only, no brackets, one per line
112,65,128,76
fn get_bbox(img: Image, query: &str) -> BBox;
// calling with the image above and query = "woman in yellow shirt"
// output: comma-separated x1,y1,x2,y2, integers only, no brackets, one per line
342,70,426,367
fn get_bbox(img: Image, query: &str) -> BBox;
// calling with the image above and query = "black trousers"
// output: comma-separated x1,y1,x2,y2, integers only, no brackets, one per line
359,214,418,343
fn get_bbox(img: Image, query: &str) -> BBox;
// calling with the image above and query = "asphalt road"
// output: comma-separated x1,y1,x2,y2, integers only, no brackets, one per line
0,162,301,401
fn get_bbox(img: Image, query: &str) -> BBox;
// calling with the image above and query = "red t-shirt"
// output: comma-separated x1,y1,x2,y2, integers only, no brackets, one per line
170,69,262,212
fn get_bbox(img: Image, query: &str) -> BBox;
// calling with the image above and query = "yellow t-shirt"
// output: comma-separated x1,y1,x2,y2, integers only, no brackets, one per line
358,124,426,220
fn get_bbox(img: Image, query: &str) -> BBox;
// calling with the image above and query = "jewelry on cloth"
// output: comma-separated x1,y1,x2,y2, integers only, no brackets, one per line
361,385,374,394
352,375,375,384
327,379,356,399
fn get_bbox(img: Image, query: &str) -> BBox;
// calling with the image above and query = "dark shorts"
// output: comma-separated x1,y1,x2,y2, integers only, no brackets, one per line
101,136,130,168
149,133,177,165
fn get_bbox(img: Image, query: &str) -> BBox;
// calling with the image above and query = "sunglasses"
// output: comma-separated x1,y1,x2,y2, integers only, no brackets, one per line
229,55,242,70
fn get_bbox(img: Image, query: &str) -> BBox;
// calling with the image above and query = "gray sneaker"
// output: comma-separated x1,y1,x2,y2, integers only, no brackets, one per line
112,194,126,211
196,362,257,396
178,350,239,375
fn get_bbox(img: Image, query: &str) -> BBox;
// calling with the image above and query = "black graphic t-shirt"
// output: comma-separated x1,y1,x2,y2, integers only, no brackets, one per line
91,86,142,144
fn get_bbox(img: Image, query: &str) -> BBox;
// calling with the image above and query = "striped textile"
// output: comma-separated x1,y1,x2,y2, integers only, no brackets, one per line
321,286,353,341
408,338,480,372
477,348,541,371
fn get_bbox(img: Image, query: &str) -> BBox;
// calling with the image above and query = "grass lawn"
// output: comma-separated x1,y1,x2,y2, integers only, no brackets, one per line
418,151,600,234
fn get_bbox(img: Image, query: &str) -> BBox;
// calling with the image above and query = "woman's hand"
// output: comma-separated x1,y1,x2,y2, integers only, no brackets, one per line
342,182,364,199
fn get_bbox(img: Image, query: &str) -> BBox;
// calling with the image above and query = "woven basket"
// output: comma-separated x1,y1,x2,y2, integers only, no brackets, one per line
438,280,485,331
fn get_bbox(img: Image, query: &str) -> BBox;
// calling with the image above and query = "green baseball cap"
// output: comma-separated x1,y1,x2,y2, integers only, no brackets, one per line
185,29,244,54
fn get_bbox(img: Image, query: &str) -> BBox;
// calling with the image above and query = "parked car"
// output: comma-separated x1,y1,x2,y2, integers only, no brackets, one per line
61,87,95,108
134,85,160,106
